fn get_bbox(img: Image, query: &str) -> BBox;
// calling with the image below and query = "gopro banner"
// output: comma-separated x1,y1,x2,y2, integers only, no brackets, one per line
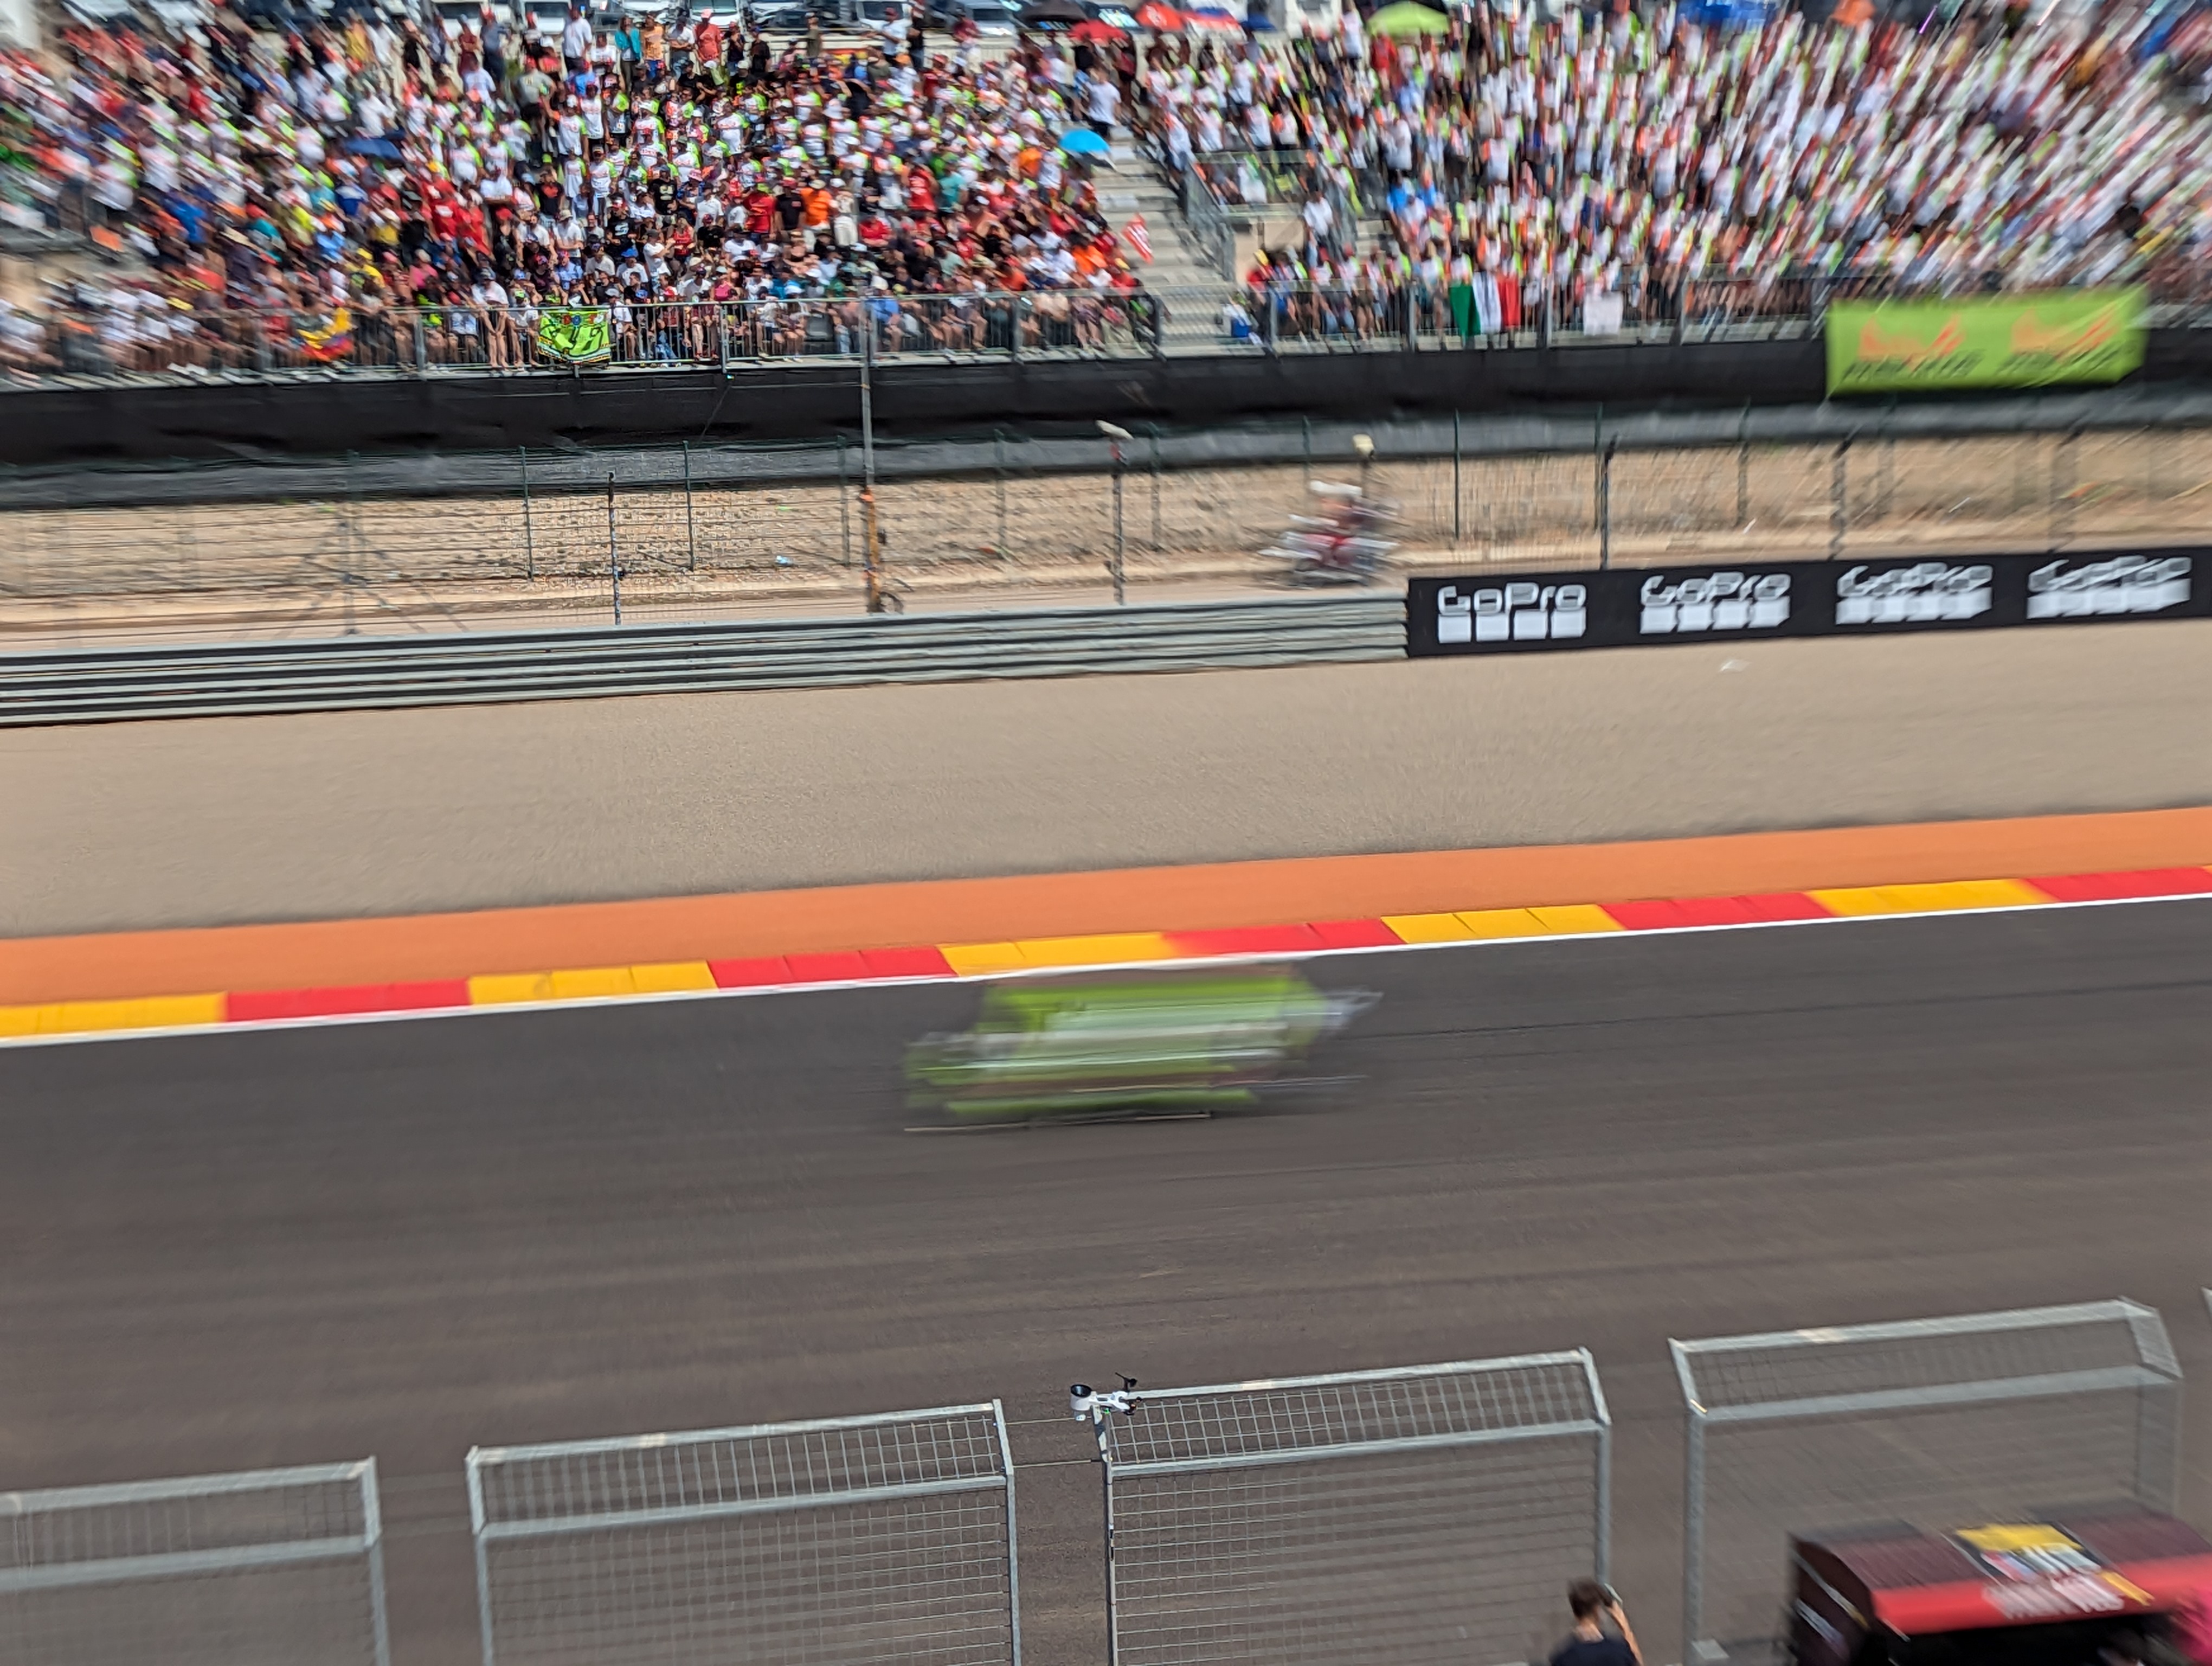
1407,549,2211,656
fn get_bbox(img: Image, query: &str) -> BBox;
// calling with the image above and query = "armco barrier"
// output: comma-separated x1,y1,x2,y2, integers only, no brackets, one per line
1096,1354,1611,1666
0,594,1404,727
1409,548,2212,656
1674,1300,2183,1662
466,1404,1020,1666
0,1460,389,1666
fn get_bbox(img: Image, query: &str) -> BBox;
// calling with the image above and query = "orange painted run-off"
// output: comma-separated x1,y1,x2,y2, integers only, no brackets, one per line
4,806,2211,1008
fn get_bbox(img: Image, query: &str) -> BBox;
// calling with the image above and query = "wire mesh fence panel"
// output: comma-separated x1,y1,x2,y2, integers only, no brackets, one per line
1610,446,1745,541
0,1460,389,1666
467,1402,1019,1666
9,421,2212,648
1101,1353,1610,1666
1740,443,1838,547
1673,1299,2183,1662
1456,452,1603,561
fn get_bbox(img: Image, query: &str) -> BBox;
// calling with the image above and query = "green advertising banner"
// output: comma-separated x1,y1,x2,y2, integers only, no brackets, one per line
535,307,612,364
1826,288,2147,395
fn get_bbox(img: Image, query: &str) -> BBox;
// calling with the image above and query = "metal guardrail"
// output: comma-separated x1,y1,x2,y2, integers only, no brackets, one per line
0,593,1405,726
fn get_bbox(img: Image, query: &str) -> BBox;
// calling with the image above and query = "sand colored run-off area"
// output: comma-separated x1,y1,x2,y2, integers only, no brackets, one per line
6,616,2211,938
4,426,2210,643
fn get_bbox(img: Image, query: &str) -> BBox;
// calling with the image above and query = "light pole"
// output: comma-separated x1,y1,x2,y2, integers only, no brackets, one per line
1098,421,1131,604
860,306,884,613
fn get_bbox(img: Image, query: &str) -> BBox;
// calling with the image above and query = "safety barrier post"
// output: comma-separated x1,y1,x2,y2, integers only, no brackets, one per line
681,439,697,570
1599,438,1616,569
1830,437,1850,559
1736,406,1751,529
606,473,621,624
518,446,535,580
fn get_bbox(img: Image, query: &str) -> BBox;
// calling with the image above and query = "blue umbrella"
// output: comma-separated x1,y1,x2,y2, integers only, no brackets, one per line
1057,127,1113,157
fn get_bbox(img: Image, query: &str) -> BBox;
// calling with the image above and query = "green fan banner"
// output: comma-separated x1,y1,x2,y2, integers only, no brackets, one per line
1826,288,2147,394
535,307,613,364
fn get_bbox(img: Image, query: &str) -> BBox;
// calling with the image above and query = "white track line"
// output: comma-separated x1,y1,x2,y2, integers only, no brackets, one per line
1,888,2206,1053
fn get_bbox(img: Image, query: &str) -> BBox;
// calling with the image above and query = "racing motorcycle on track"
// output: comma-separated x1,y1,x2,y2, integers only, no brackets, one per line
1260,480,1401,585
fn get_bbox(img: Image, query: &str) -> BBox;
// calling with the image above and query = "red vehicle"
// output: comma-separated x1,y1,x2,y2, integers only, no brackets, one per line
1791,1509,2212,1666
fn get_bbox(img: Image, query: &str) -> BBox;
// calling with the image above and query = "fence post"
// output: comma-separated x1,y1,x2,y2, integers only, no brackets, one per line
2052,424,2080,552
1683,1407,1706,1658
681,439,697,570
519,446,535,580
837,434,852,568
1591,408,1604,533
1451,408,1462,549
1301,414,1311,481
1830,437,1851,559
411,314,427,373
995,428,1010,559
860,321,884,613
607,472,622,624
1598,438,1615,569
1148,424,1162,552
1736,405,1751,529
1109,438,1126,604
343,450,364,576
1101,1455,1119,1666
1880,399,1897,521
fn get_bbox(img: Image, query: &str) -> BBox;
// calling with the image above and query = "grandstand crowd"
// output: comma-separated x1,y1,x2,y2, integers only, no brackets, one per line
1,0,2208,375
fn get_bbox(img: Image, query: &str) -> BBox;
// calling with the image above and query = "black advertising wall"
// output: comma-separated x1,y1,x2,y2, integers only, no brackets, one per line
0,336,1824,466
1407,548,2212,656
6,326,2208,467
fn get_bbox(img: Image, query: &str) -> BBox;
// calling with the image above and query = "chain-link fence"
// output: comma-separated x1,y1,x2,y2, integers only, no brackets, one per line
8,406,2212,651
0,1459,389,1666
465,1402,1020,1666
1673,1299,2184,1665
1097,1352,1611,1666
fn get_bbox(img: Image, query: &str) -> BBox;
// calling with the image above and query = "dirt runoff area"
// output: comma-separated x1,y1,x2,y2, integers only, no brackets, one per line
2,426,2209,645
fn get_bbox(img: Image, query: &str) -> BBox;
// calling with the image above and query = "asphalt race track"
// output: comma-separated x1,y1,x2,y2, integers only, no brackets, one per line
3,901,2209,1665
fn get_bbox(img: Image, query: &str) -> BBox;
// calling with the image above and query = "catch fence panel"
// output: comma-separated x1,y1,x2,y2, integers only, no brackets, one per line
467,1401,1019,1666
1674,1299,2182,1661
1101,1351,1610,1666
0,1459,389,1666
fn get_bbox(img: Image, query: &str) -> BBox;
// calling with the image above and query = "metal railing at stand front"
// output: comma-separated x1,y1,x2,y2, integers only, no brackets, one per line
466,1402,1021,1666
0,1459,390,1666
1673,1299,2184,1665
1095,1353,1611,1666
14,272,2212,390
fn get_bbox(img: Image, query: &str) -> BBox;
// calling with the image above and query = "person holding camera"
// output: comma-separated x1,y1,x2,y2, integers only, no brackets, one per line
1549,1580,1641,1666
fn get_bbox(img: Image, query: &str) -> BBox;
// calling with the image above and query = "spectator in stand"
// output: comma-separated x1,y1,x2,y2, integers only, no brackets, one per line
0,0,1153,376
1122,0,2212,343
